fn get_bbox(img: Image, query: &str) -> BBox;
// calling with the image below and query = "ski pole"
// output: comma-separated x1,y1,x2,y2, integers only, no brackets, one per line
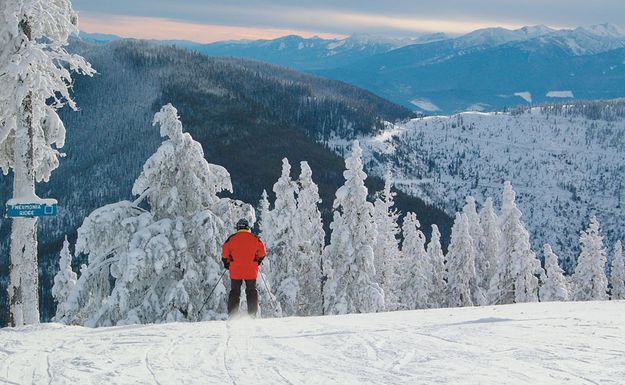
260,272,280,315
197,269,227,318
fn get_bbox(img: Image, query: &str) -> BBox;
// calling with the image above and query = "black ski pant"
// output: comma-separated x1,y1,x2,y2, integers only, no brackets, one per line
228,279,258,316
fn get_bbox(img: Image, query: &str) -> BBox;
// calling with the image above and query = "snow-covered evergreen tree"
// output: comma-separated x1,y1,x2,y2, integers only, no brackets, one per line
373,171,401,309
462,196,486,304
292,161,324,316
426,224,446,308
256,189,283,317
572,216,609,301
445,213,478,307
132,105,232,219
610,240,625,300
539,244,569,302
56,104,254,326
52,236,77,321
478,197,500,294
323,141,384,314
0,0,94,326
258,190,270,235
398,212,431,309
489,181,542,305
263,158,300,316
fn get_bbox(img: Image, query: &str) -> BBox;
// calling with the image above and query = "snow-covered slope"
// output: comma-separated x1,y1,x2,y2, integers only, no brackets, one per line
339,103,625,270
1,301,623,384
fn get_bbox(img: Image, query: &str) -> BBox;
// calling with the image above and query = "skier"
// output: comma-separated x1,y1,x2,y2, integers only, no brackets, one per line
221,219,266,318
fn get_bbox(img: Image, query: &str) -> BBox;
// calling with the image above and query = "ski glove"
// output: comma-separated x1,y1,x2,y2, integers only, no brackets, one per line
222,257,230,270
257,256,265,266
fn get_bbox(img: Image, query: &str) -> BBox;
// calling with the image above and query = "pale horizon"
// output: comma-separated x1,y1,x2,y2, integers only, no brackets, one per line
72,0,625,44
79,13,348,44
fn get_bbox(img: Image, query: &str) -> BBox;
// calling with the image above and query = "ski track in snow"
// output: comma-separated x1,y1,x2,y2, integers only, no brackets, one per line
1,301,625,384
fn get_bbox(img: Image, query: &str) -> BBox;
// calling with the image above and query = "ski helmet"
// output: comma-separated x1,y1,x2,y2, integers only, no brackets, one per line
236,218,250,230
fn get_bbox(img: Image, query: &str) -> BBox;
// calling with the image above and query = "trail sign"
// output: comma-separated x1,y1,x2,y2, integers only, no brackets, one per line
6,198,58,218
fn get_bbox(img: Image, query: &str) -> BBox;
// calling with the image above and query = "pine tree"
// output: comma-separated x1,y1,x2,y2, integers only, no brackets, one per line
398,212,431,309
539,244,569,302
446,213,478,307
264,158,300,316
52,236,77,321
462,196,486,305
258,190,270,235
292,161,324,316
373,171,401,309
427,224,446,308
256,189,283,317
478,197,500,295
572,216,609,301
0,0,94,326
610,241,625,300
132,104,233,219
489,181,542,304
57,105,254,326
323,141,384,314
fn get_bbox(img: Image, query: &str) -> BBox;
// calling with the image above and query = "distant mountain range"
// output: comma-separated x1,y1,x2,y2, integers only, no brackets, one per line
82,23,625,113
78,31,448,70
318,24,625,113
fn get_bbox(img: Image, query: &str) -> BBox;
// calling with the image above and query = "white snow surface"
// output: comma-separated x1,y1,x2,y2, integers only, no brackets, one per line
514,91,533,103
1,301,623,384
546,90,575,98
410,99,441,112
6,196,57,205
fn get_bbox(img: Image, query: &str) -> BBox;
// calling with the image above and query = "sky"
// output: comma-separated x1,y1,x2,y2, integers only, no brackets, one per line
73,0,625,43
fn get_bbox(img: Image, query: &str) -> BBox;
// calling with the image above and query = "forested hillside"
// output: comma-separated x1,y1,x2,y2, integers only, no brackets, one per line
0,39,451,325
344,101,625,272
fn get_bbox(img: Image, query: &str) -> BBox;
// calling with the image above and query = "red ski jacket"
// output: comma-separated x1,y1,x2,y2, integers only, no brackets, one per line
221,230,266,280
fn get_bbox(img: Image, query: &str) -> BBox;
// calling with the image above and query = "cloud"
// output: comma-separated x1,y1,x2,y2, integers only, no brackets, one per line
74,1,625,39
306,10,523,34
79,13,346,43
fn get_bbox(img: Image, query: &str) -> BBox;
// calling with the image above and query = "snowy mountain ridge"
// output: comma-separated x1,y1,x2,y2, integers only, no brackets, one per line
453,25,556,49
329,102,625,270
1,301,623,384
315,23,625,113
80,23,625,113
456,23,625,54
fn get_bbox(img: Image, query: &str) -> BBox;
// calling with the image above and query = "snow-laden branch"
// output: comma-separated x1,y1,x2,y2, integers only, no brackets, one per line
0,0,95,180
